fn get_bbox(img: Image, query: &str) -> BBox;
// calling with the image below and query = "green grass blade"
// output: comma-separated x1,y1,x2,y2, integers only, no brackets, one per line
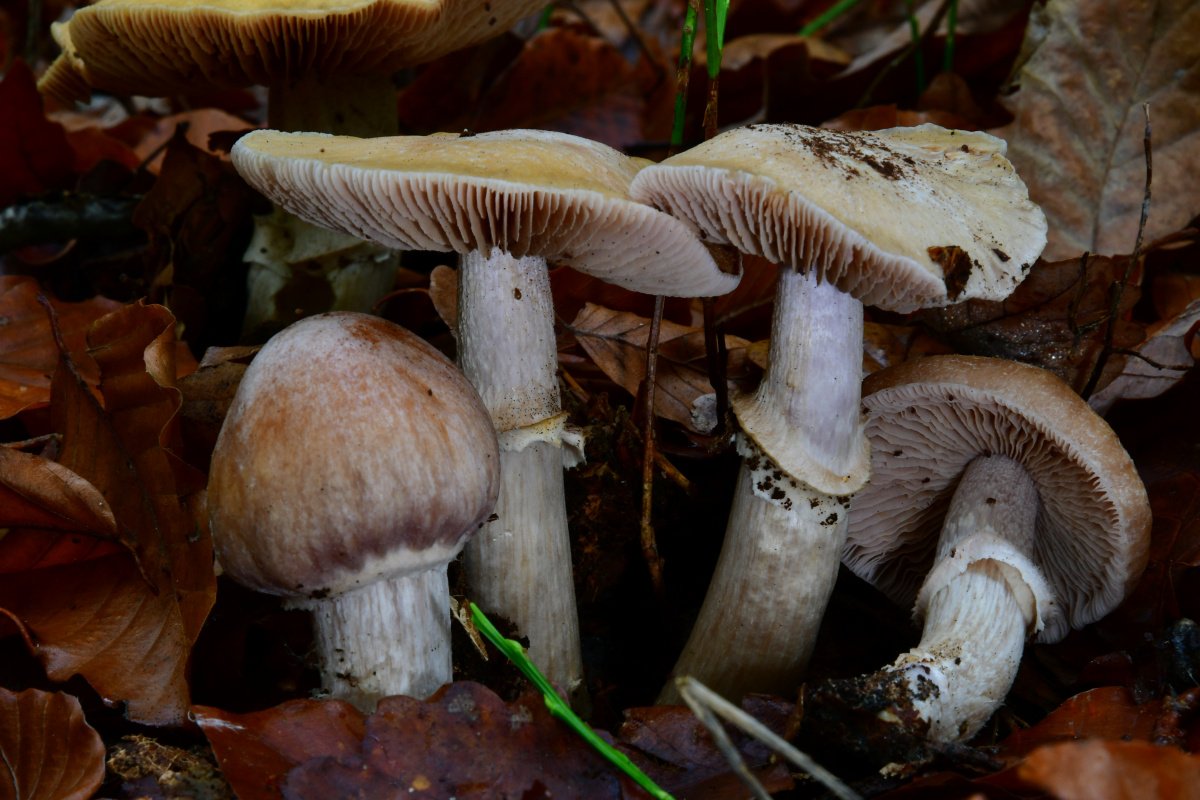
670,2,699,150
798,0,863,37
469,603,675,800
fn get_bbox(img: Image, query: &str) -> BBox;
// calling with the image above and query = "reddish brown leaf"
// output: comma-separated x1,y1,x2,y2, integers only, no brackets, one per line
0,60,75,208
823,104,976,132
569,303,751,429
1017,739,1200,800
477,27,654,148
0,686,105,800
283,683,635,799
0,302,215,725
0,276,122,419
193,699,366,800
997,687,1161,760
0,446,116,538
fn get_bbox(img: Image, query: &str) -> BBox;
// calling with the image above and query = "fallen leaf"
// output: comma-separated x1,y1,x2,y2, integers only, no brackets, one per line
477,26,656,148
1089,297,1200,413
0,301,215,725
569,302,751,429
0,686,106,800
997,687,1161,760
0,276,122,419
1017,739,1200,800
193,699,366,800
998,0,1200,260
0,59,75,208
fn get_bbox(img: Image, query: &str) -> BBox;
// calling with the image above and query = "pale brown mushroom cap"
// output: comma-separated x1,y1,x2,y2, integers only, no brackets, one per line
208,312,500,598
630,123,1048,313
844,355,1152,643
232,128,742,296
46,0,540,96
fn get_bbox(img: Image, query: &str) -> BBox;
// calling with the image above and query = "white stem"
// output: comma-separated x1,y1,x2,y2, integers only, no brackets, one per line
307,567,451,711
661,270,864,703
886,454,1044,742
660,451,850,703
457,249,584,700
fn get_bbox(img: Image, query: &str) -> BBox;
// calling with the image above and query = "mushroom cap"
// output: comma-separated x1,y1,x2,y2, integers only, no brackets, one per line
843,355,1152,643
629,123,1048,313
231,128,741,296
48,0,541,96
207,312,500,598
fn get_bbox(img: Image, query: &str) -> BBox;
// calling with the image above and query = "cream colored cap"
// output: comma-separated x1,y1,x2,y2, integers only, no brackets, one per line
43,0,541,96
630,123,1048,313
844,355,1152,643
232,128,742,296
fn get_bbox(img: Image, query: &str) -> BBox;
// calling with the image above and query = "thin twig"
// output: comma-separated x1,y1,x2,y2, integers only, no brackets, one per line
605,0,663,81
856,0,952,108
640,294,667,596
677,677,862,800
1081,104,1153,399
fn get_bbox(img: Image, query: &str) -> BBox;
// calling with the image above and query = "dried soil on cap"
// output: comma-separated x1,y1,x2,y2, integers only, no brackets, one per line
630,123,1047,313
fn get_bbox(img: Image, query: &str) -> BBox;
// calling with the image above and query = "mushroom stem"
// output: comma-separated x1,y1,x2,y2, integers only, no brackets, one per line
457,248,585,700
661,269,864,702
304,565,452,711
889,453,1044,742
242,73,401,337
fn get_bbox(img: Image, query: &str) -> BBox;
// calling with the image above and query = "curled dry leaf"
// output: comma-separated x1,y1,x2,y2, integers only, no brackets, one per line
0,301,215,725
0,276,122,419
569,302,751,429
0,686,106,800
1017,739,1200,800
1089,297,1200,413
998,0,1200,260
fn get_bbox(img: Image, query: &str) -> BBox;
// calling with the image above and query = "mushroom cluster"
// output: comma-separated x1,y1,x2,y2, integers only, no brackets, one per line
230,128,740,700
207,311,499,710
630,123,1048,702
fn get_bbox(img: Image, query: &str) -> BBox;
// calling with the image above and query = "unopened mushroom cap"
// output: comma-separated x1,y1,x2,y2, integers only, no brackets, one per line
232,128,741,296
630,123,1047,313
207,311,500,598
843,355,1151,643
48,0,541,96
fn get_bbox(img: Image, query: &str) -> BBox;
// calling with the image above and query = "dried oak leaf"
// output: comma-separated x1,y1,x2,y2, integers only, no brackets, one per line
920,255,1144,392
569,302,751,430
0,301,215,725
0,60,75,208
998,0,1200,261
0,276,122,419
0,686,105,800
1017,739,1200,800
198,683,642,800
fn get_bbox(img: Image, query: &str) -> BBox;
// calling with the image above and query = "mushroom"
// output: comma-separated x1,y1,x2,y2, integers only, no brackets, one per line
804,354,1152,759
40,0,544,335
229,128,741,700
630,123,1048,702
207,311,499,710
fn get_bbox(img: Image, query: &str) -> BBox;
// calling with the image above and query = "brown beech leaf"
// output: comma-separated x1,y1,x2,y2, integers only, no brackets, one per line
476,26,654,148
282,683,636,799
569,303,751,429
0,446,116,538
1119,469,1200,626
1017,739,1200,800
919,255,1144,392
0,276,122,419
997,687,1161,761
0,686,106,800
197,684,645,800
998,0,1200,260
193,699,366,800
0,302,215,725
